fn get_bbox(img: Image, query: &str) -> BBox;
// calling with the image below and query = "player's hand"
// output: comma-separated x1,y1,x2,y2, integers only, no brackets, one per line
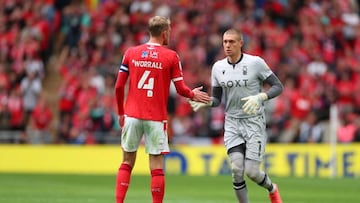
191,86,211,103
188,100,212,112
241,93,268,115
118,115,125,128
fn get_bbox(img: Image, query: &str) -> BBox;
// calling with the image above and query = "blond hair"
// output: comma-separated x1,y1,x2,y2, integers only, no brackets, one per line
148,16,170,37
224,28,243,41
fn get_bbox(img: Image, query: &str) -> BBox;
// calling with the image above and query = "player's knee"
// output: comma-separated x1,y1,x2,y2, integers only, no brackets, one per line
229,152,245,182
245,169,258,181
230,161,244,182
244,164,260,181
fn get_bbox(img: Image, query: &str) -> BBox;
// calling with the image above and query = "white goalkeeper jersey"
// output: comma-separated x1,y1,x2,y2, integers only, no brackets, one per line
211,53,273,118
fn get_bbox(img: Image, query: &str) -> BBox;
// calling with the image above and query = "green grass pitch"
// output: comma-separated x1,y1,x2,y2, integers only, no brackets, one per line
0,173,359,203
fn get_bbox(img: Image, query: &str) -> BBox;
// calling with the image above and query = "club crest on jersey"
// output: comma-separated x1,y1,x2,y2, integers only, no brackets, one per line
242,66,248,75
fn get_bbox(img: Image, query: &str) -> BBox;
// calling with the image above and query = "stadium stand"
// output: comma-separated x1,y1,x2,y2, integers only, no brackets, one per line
0,0,359,144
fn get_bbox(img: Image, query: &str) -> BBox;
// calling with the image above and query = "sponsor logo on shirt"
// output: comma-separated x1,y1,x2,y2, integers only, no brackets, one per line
141,51,149,58
141,50,158,59
220,79,248,87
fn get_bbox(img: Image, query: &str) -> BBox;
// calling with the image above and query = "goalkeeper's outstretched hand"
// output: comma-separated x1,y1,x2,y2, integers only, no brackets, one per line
188,100,212,112
241,93,268,115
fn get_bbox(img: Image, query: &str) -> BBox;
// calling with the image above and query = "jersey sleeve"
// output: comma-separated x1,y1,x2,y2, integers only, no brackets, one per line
211,61,221,87
120,49,130,73
255,57,273,81
173,79,194,98
171,53,194,98
115,51,130,115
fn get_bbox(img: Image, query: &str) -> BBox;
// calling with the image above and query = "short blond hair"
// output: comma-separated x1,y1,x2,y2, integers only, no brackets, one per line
148,16,170,37
224,28,243,41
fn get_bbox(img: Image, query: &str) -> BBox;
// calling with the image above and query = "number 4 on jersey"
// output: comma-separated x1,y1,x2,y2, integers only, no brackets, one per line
137,70,154,97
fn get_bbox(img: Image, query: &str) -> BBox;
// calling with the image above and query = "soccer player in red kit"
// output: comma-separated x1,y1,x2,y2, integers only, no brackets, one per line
114,16,210,203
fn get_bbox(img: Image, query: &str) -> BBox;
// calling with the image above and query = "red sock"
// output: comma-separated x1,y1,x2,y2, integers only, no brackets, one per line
115,163,132,203
151,169,165,203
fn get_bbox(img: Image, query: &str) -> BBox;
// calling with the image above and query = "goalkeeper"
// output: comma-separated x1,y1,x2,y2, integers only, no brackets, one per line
189,28,284,203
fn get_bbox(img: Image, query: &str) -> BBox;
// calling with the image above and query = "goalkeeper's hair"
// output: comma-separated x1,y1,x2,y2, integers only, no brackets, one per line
224,28,243,41
148,16,170,37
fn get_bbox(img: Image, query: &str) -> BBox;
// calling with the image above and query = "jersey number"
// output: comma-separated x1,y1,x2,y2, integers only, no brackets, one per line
137,70,154,97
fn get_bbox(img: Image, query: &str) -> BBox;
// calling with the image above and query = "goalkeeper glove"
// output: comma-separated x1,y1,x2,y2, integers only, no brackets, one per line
241,93,268,115
188,100,212,112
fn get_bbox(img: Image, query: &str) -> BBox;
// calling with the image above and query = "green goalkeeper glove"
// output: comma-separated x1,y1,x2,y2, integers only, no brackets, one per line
241,93,268,115
188,100,212,112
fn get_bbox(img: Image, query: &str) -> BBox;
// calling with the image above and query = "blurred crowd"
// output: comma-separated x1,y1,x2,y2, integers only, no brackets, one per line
0,0,360,144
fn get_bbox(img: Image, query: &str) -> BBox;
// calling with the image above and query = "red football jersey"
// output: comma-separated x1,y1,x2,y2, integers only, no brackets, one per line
116,43,193,121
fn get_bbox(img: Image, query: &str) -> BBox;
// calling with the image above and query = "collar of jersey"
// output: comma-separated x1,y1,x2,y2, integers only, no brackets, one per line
146,42,161,46
227,53,243,66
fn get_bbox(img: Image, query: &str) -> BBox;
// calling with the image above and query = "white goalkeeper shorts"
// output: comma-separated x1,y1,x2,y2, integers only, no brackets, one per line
121,116,170,155
224,114,267,162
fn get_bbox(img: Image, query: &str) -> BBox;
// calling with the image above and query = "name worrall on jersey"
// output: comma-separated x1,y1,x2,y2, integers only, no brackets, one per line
132,59,163,69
